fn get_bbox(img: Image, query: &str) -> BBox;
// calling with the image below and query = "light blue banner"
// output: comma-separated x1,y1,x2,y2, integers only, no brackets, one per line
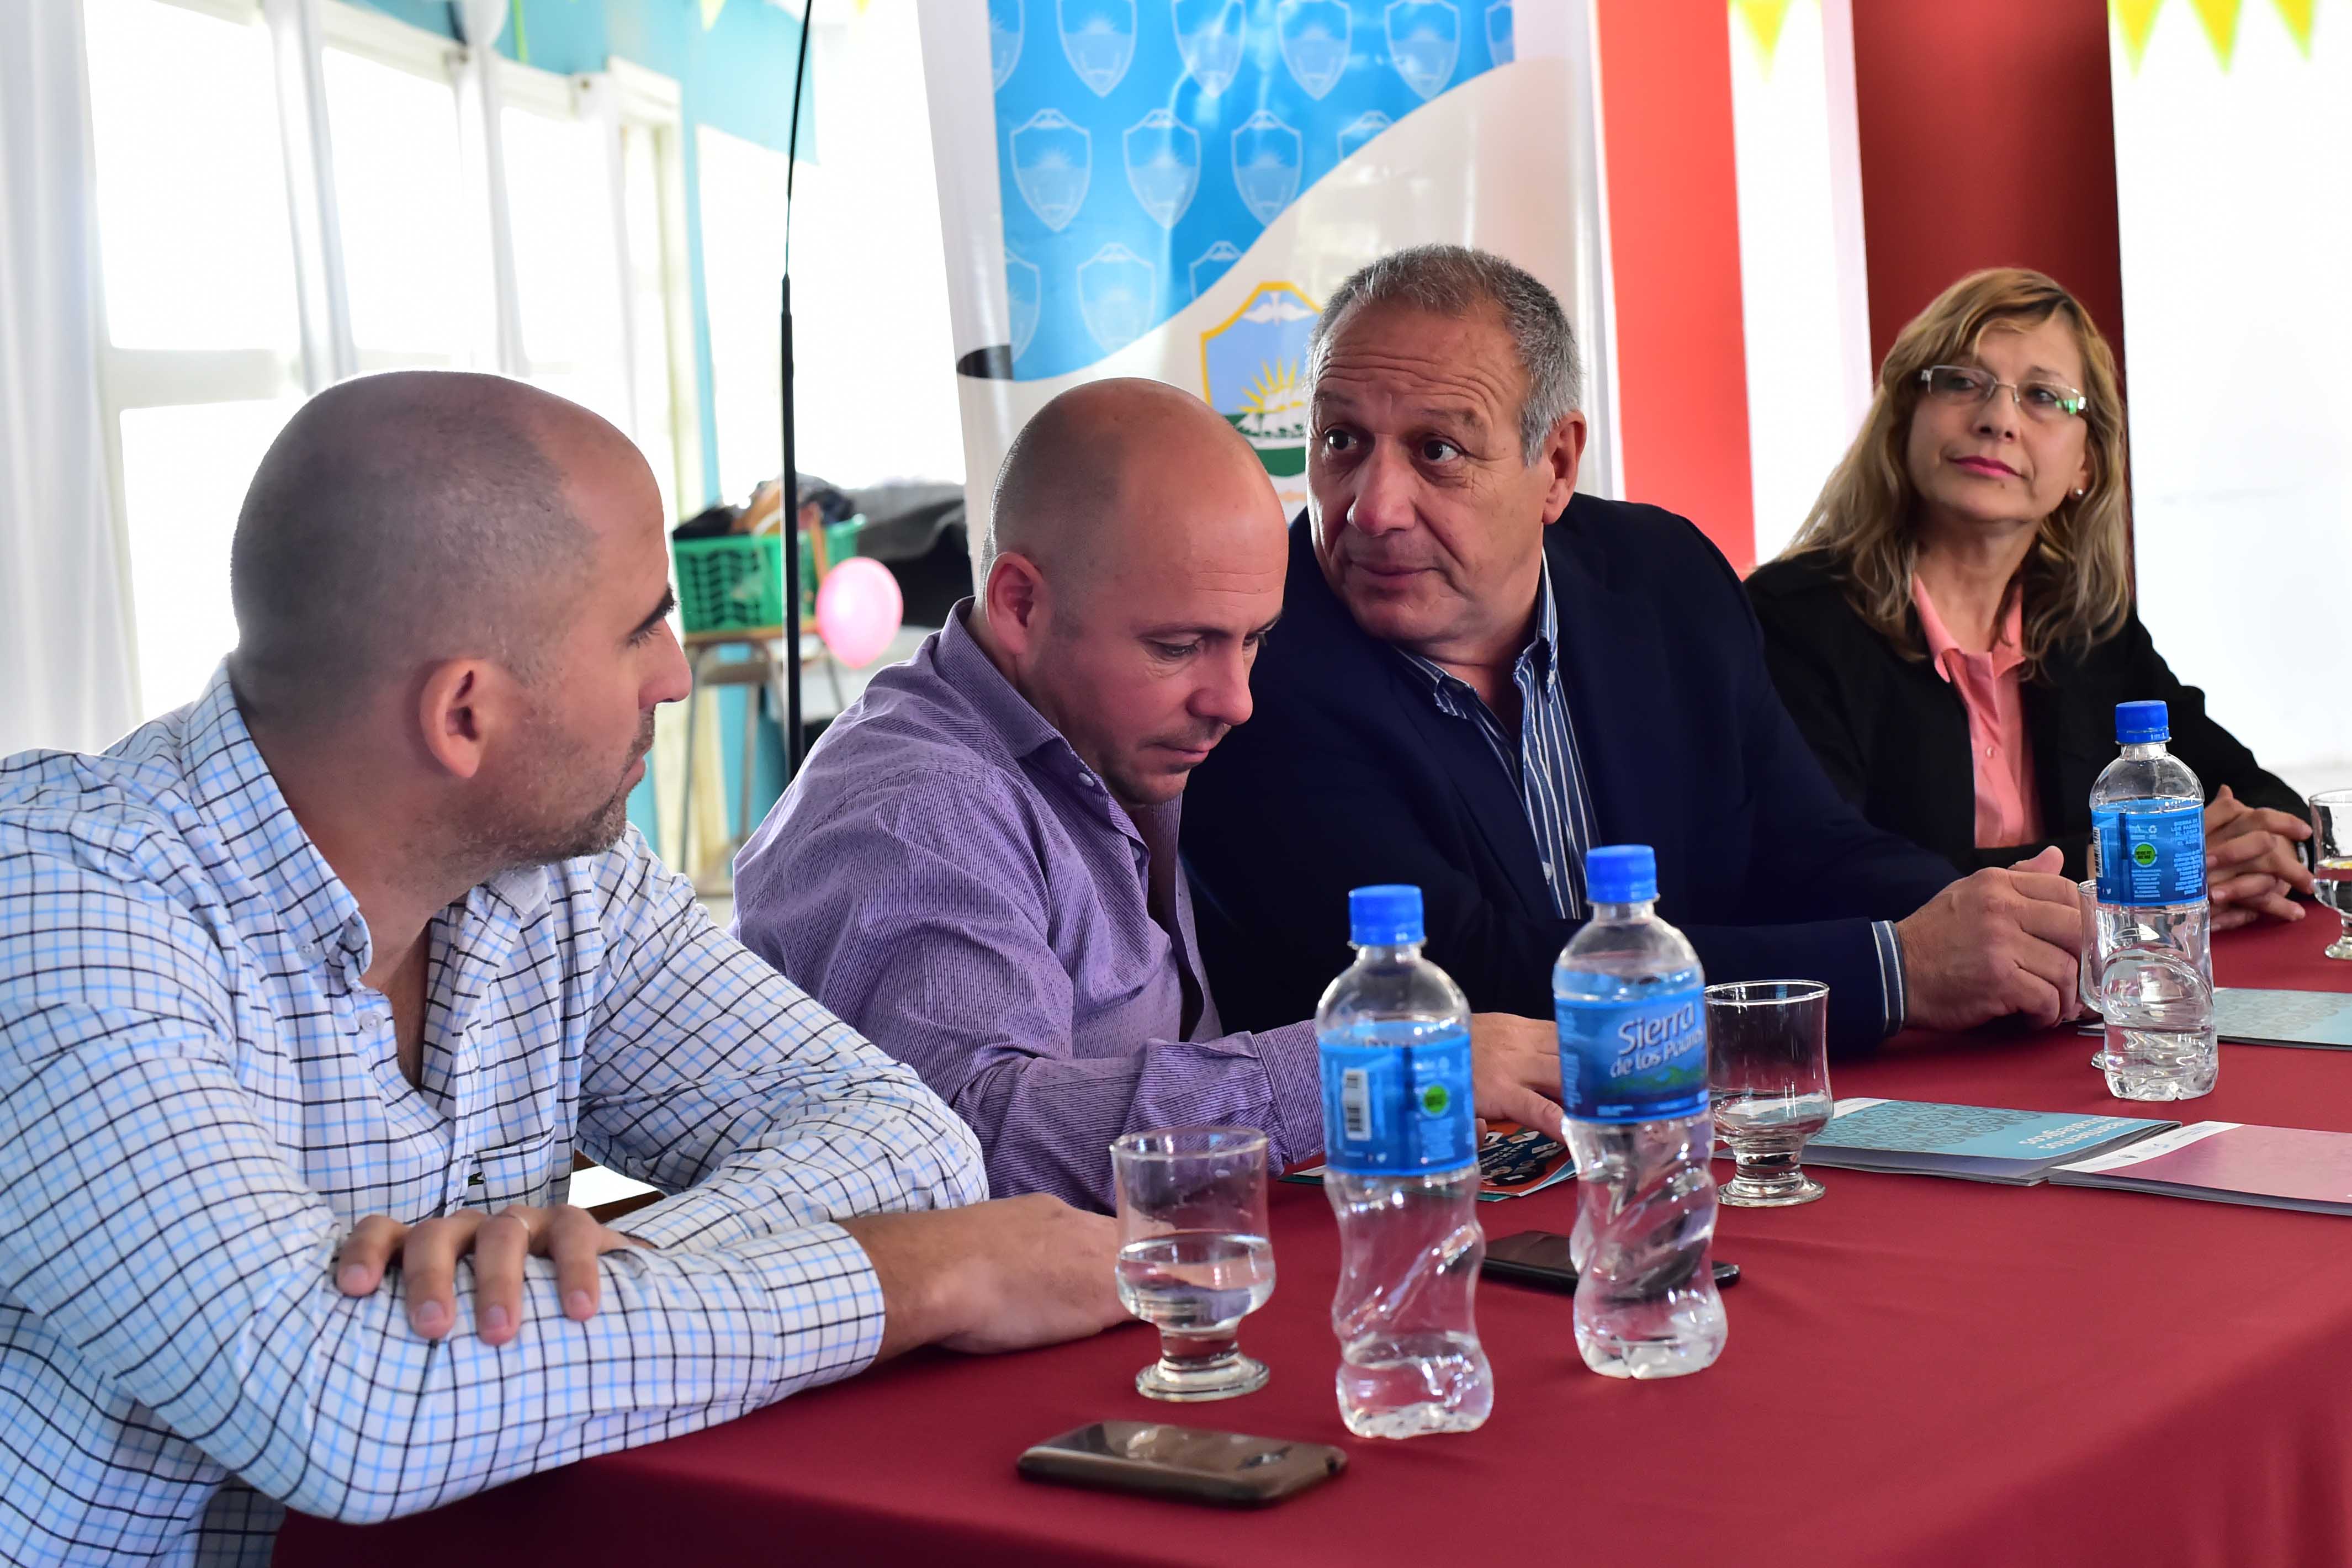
990,0,1516,381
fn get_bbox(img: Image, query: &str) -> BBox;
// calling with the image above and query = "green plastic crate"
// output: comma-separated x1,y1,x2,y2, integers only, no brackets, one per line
674,534,785,634
672,518,864,635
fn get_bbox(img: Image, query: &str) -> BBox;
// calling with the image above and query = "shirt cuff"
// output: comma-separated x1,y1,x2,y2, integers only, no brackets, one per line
1256,1019,1326,1169
738,1220,892,1383
1870,919,1908,1036
609,1184,774,1252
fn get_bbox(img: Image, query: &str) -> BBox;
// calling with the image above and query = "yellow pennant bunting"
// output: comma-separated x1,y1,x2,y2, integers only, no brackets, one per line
700,0,726,28
2189,0,2241,64
1731,0,1794,72
2113,0,2163,67
2271,0,2316,54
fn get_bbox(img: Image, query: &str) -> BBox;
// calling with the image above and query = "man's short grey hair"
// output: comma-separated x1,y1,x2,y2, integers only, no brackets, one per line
1306,244,1582,465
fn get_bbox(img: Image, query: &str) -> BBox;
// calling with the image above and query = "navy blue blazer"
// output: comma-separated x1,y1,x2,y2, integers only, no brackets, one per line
1180,495,1963,1055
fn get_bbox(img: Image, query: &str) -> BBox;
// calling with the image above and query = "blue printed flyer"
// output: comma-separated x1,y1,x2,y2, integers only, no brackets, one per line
1805,1099,2175,1185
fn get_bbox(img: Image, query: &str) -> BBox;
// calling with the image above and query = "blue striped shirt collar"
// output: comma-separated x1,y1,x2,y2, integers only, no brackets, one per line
1393,554,1561,697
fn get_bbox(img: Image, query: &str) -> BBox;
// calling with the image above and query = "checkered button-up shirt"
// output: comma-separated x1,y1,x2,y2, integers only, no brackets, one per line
0,668,985,1566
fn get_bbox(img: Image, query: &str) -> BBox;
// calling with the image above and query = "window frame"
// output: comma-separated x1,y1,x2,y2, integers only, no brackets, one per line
82,0,705,715
606,57,707,515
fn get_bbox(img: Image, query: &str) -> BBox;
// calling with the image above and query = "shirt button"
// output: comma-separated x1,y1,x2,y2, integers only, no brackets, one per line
1984,745,1995,758
1541,865,1554,880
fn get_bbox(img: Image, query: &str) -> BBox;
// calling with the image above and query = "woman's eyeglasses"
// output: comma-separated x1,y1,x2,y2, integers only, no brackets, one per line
1917,364,2088,422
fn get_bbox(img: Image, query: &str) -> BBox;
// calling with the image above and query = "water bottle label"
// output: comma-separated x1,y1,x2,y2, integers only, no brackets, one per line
1555,987,1708,1124
1317,1031,1475,1175
2093,801,2205,907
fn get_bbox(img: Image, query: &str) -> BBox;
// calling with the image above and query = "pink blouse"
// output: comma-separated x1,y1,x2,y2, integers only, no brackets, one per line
1911,576,2043,849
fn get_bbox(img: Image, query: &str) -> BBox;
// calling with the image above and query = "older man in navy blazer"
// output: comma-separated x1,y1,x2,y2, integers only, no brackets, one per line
1182,245,2086,1055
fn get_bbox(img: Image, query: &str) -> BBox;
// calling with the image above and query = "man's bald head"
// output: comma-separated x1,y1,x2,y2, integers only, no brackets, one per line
973,378,1287,807
228,371,622,725
985,378,1268,594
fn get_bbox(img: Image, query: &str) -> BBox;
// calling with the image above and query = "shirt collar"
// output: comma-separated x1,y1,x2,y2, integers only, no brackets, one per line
933,601,1147,840
1526,553,1561,676
1394,554,1561,695
934,602,1069,764
178,665,554,974
179,664,372,969
1910,575,2026,681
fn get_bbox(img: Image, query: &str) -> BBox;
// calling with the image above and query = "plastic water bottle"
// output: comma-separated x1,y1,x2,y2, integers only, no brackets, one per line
1554,845,1726,1380
2091,700,2216,1100
1316,884,1493,1438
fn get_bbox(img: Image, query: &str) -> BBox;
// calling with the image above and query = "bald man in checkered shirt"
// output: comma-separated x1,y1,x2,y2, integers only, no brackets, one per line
0,373,1123,1566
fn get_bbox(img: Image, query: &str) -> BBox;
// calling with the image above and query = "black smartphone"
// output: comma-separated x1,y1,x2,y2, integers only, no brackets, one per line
1017,1421,1346,1508
1482,1230,1740,1292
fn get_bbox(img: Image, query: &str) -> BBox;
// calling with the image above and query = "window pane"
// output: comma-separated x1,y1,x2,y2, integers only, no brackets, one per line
503,105,630,430
793,3,966,487
83,0,299,352
325,47,487,361
697,126,788,502
119,400,303,718
622,122,683,518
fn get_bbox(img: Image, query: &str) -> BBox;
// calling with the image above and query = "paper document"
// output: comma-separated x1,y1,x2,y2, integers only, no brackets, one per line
2078,988,2352,1049
2051,1121,2352,1216
1803,1098,2174,1185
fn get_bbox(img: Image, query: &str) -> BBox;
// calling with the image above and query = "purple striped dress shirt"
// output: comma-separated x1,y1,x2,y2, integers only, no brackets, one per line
732,607,1325,1210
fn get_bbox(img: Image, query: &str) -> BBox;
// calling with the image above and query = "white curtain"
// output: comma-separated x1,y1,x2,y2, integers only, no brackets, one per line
1,2,136,759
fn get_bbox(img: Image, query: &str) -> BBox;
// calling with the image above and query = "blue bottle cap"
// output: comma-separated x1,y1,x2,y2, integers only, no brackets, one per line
2115,700,2170,745
1347,884,1424,946
1585,844,1658,904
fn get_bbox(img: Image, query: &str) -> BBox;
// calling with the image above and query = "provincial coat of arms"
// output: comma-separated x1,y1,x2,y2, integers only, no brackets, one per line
1200,282,1320,485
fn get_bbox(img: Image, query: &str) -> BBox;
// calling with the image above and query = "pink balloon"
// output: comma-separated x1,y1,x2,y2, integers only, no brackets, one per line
814,555,904,668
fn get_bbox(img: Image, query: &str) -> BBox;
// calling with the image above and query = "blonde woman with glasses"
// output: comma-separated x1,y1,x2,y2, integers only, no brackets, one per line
1746,268,2313,932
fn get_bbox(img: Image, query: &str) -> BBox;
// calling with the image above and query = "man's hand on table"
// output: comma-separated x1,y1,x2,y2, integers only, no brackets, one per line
840,1194,1126,1359
1897,846,2084,1032
2205,786,2314,931
1469,1013,1566,1136
335,1204,653,1346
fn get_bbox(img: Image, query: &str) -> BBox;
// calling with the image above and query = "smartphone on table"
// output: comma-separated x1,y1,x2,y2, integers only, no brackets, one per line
1018,1421,1346,1507
1481,1230,1740,1292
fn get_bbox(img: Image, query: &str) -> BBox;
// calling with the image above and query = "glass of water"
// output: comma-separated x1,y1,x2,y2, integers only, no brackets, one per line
1705,981,1832,1207
2081,876,2112,1069
1110,1126,1274,1401
2313,792,2352,960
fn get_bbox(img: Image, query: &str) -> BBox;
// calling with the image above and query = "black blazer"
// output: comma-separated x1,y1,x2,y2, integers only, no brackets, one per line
1180,496,1961,1056
1745,552,2303,880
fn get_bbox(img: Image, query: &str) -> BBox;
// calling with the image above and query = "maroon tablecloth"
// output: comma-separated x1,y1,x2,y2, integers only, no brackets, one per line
279,917,2352,1567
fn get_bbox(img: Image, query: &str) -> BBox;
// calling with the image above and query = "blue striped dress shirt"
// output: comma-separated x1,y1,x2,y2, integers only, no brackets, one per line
1390,559,1908,1029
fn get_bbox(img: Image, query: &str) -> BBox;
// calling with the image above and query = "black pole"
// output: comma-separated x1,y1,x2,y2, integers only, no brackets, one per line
780,2,814,781
781,277,802,779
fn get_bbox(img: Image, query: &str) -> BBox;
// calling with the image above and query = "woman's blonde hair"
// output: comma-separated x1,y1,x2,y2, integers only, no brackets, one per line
1777,267,2132,671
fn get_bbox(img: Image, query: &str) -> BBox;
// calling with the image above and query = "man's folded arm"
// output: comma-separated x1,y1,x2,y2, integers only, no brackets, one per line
0,999,902,1528
734,792,1326,1212
576,836,989,1252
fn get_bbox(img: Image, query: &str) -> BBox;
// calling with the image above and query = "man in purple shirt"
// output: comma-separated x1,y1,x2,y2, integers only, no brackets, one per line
733,379,1562,1209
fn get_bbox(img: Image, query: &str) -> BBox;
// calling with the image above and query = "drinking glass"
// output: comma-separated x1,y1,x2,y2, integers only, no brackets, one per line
1110,1127,1274,1401
2081,876,2112,1069
1706,981,1832,1207
2313,791,2352,960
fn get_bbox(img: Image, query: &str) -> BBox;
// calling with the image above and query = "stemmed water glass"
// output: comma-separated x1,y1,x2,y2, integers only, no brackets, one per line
2312,792,2352,960
2082,876,2112,1069
1110,1127,1274,1401
1706,981,1832,1207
